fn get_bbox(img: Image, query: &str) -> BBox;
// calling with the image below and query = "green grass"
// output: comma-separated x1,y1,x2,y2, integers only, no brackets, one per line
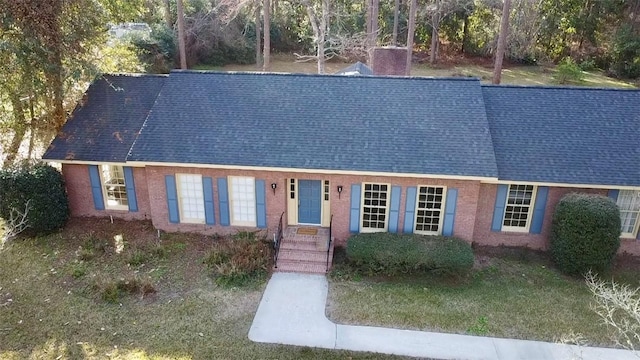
328,250,638,347
0,218,404,359
195,53,635,88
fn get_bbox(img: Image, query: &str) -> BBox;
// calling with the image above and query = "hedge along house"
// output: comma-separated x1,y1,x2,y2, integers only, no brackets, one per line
43,71,640,273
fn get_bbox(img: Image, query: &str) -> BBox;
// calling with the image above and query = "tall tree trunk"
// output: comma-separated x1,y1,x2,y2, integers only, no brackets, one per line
406,0,417,75
430,22,438,64
318,0,328,74
163,0,172,28
461,12,469,54
47,1,65,132
429,0,440,65
263,0,271,71
256,3,262,69
27,94,36,160
371,0,379,46
366,0,372,62
302,0,327,74
493,0,511,84
4,95,27,167
176,0,187,69
630,0,640,32
392,0,400,46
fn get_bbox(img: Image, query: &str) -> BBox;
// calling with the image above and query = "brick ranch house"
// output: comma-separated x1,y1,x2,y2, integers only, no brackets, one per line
43,70,640,273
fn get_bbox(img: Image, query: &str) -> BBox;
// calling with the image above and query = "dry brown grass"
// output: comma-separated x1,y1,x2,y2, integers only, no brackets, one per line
0,218,403,359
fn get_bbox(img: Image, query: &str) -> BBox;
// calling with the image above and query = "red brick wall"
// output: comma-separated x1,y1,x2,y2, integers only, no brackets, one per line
62,164,151,220
143,166,482,246
472,183,608,250
62,163,640,256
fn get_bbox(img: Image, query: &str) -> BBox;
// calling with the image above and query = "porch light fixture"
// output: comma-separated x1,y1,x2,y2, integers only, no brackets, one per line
271,182,277,195
337,185,343,199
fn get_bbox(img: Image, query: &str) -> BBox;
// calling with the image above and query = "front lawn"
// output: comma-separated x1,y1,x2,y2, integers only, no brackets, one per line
0,218,402,359
327,247,639,347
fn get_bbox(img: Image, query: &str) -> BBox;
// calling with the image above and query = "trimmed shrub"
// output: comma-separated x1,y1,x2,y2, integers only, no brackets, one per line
0,163,69,234
346,233,474,276
550,193,621,276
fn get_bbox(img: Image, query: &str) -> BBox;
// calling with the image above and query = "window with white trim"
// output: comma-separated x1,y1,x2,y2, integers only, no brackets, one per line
229,176,256,226
100,165,128,210
502,184,536,231
617,190,640,237
361,183,389,232
415,186,446,235
177,174,205,223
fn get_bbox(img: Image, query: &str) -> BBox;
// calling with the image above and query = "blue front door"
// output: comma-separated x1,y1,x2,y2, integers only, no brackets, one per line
298,180,322,224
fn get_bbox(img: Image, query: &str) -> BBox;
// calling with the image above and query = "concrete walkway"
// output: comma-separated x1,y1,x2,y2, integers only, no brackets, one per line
249,272,638,360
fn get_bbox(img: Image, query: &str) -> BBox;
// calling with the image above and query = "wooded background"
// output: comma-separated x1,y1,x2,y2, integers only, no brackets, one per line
1,0,638,167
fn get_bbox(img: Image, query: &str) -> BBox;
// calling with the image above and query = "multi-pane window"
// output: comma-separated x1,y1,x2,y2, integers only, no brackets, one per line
617,190,640,237
324,180,330,201
229,176,256,226
502,184,536,231
415,186,445,235
177,174,205,223
101,165,128,210
361,183,389,231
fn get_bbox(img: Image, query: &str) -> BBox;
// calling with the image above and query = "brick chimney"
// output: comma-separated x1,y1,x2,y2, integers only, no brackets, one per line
370,46,408,76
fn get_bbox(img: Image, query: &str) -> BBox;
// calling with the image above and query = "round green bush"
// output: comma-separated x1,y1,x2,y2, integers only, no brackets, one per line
346,233,474,276
0,163,69,234
550,193,621,275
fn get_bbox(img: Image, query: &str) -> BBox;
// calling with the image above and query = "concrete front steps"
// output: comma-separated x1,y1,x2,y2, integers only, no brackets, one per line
275,226,334,274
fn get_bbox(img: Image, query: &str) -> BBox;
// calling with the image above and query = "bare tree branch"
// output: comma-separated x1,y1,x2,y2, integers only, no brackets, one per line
586,271,640,353
1,200,31,249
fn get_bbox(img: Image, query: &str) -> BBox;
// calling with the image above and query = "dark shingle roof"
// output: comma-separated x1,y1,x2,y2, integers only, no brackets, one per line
483,85,640,187
127,71,498,178
43,74,167,162
334,62,374,76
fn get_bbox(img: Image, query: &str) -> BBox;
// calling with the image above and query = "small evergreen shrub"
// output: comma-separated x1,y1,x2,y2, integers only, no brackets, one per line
550,193,621,276
346,233,474,276
0,163,69,234
553,57,585,84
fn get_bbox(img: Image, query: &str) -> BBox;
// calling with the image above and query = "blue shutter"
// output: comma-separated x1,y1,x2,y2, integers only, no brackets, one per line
349,184,361,233
403,187,417,233
530,186,549,234
123,167,138,212
442,189,458,237
255,179,267,228
388,186,401,233
217,178,230,226
608,189,619,201
491,184,509,232
203,177,215,225
165,175,179,223
88,165,105,210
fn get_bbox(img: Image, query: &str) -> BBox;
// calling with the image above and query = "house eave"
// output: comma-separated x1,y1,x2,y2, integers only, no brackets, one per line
125,160,499,182
482,179,640,191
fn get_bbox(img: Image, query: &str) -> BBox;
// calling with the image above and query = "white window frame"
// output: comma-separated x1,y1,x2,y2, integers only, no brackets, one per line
617,190,640,238
176,174,205,224
501,184,537,233
414,185,447,235
100,165,128,211
228,176,257,227
360,182,390,233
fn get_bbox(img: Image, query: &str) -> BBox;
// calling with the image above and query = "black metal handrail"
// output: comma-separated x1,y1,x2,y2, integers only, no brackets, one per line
326,214,333,272
274,212,284,268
